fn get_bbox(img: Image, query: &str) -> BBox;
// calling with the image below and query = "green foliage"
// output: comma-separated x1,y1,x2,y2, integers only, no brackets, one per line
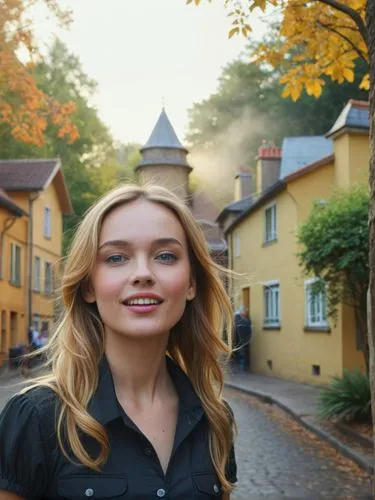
297,186,369,317
318,370,371,422
0,38,137,252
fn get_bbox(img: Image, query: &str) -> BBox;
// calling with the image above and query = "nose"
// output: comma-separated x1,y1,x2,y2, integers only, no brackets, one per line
130,256,155,286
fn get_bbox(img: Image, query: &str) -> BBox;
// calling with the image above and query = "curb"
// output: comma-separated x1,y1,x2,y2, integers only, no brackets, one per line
225,382,374,475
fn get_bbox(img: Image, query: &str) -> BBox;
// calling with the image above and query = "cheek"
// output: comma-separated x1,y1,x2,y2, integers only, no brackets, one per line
92,270,125,300
162,267,191,299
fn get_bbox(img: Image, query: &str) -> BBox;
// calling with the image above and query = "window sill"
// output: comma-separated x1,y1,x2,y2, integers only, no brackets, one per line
33,290,41,294
304,326,331,333
263,324,281,331
44,235,52,240
262,238,278,248
8,281,21,288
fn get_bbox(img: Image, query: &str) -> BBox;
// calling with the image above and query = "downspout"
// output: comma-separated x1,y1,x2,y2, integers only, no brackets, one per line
0,217,19,279
28,193,39,328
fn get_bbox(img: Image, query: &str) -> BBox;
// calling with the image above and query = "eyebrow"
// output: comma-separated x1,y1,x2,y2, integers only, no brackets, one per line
98,237,183,250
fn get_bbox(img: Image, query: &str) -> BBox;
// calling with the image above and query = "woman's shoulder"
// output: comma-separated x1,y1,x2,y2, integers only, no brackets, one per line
2,384,60,425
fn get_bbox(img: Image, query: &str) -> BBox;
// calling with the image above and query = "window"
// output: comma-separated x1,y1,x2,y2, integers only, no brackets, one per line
45,261,53,295
234,233,240,258
10,243,21,286
34,256,41,291
44,207,52,238
264,202,277,243
264,281,280,327
305,278,328,328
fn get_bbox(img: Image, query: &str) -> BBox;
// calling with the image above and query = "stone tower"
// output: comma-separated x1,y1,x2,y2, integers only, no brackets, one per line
136,108,192,201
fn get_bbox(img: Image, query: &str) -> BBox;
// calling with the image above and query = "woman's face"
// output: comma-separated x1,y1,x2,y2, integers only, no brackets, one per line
85,198,196,342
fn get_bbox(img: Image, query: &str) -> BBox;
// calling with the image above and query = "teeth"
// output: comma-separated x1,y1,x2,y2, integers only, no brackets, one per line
127,298,160,305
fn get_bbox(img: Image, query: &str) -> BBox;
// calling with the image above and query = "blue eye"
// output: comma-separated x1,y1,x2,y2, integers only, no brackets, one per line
156,252,177,262
106,254,127,264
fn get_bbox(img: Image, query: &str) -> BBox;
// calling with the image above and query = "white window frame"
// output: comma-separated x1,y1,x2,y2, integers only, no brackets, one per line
10,243,21,286
263,280,280,327
44,261,53,295
305,277,328,328
34,256,41,292
234,233,240,258
44,207,52,239
264,201,277,243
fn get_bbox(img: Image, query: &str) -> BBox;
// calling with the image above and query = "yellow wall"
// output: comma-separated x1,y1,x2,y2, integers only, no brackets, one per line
0,207,28,362
0,180,64,365
334,132,369,188
230,153,367,384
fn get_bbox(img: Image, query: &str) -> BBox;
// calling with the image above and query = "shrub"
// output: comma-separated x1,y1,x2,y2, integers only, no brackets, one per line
318,369,371,422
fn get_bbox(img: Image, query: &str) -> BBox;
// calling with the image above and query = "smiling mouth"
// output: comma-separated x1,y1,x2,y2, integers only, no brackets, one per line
123,298,163,306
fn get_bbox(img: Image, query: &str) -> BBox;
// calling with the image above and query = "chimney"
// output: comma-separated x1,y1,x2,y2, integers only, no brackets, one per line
234,166,253,201
255,140,281,194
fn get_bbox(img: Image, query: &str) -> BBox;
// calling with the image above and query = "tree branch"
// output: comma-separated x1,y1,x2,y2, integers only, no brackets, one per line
317,0,368,46
318,21,369,63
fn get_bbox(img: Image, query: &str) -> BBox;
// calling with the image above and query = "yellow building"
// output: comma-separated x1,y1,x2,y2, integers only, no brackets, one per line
0,159,72,367
218,100,369,384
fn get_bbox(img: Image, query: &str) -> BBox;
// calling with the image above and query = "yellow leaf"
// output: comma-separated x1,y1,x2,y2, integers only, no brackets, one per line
229,27,240,39
343,68,355,82
359,74,370,90
291,85,301,101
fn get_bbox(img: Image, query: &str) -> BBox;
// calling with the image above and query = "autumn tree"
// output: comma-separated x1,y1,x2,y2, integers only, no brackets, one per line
0,0,78,145
187,0,368,99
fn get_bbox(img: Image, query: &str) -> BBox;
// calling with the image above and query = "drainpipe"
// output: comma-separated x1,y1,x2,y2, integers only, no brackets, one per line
28,193,39,328
0,217,18,279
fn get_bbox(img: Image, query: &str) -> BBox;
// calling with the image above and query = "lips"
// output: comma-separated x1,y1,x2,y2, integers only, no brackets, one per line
122,293,164,306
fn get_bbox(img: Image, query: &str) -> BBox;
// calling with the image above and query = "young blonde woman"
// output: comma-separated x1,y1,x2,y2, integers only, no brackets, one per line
0,184,237,500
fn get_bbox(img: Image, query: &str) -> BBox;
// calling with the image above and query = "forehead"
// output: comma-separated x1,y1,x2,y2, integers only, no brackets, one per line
99,198,187,245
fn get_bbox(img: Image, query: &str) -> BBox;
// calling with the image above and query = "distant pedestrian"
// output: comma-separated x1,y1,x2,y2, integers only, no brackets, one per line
234,306,252,372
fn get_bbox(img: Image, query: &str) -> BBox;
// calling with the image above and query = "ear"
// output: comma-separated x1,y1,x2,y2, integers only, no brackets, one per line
187,277,196,301
81,279,96,303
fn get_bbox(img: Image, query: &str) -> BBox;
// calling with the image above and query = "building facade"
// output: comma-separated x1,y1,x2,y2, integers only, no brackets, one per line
0,159,72,366
219,100,369,384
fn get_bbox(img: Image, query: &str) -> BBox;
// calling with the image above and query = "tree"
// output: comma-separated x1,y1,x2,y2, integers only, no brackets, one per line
186,54,367,205
0,0,78,145
0,39,136,251
297,186,369,370
187,0,368,99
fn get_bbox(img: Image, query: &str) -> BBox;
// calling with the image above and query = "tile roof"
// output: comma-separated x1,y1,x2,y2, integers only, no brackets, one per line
142,109,187,151
216,195,253,224
0,188,24,216
279,136,333,179
0,159,59,190
0,159,73,215
326,99,369,138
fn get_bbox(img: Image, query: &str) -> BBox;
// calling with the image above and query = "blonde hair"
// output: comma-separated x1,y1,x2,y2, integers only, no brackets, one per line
26,184,235,492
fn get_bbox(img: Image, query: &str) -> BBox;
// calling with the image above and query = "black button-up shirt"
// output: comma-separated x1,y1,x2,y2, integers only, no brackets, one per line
0,356,237,499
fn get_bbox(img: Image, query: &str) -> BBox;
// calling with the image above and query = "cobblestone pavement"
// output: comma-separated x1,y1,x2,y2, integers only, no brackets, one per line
0,378,373,499
226,388,372,500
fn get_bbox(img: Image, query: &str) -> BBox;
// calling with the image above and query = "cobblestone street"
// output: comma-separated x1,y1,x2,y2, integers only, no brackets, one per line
227,388,372,500
0,377,373,499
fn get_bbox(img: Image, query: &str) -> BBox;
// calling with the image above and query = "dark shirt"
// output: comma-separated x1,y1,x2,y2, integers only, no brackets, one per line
0,356,237,499
234,315,252,347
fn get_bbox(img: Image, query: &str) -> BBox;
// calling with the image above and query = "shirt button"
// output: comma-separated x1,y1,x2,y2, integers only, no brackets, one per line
85,489,94,497
156,488,166,497
213,483,220,494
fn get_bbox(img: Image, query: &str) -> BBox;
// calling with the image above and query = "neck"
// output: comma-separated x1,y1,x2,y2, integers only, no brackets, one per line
104,331,172,405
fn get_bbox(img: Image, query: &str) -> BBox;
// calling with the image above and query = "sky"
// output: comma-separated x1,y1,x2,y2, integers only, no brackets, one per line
34,0,267,146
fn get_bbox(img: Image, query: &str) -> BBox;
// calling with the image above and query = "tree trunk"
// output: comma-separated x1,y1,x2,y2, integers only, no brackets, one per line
366,0,375,492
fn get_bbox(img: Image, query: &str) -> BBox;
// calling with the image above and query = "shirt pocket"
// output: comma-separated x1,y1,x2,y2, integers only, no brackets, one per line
192,472,222,498
57,474,128,499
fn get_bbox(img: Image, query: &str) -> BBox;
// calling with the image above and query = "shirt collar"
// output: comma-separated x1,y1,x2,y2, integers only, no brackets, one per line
87,355,204,427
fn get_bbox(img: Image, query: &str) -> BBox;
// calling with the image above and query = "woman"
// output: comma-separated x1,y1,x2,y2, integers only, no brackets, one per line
0,184,237,499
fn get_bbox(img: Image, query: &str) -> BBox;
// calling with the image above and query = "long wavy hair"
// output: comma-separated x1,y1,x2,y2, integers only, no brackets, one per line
25,184,235,492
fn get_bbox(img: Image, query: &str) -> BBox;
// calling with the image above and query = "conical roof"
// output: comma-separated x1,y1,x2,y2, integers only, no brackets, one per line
142,108,187,151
